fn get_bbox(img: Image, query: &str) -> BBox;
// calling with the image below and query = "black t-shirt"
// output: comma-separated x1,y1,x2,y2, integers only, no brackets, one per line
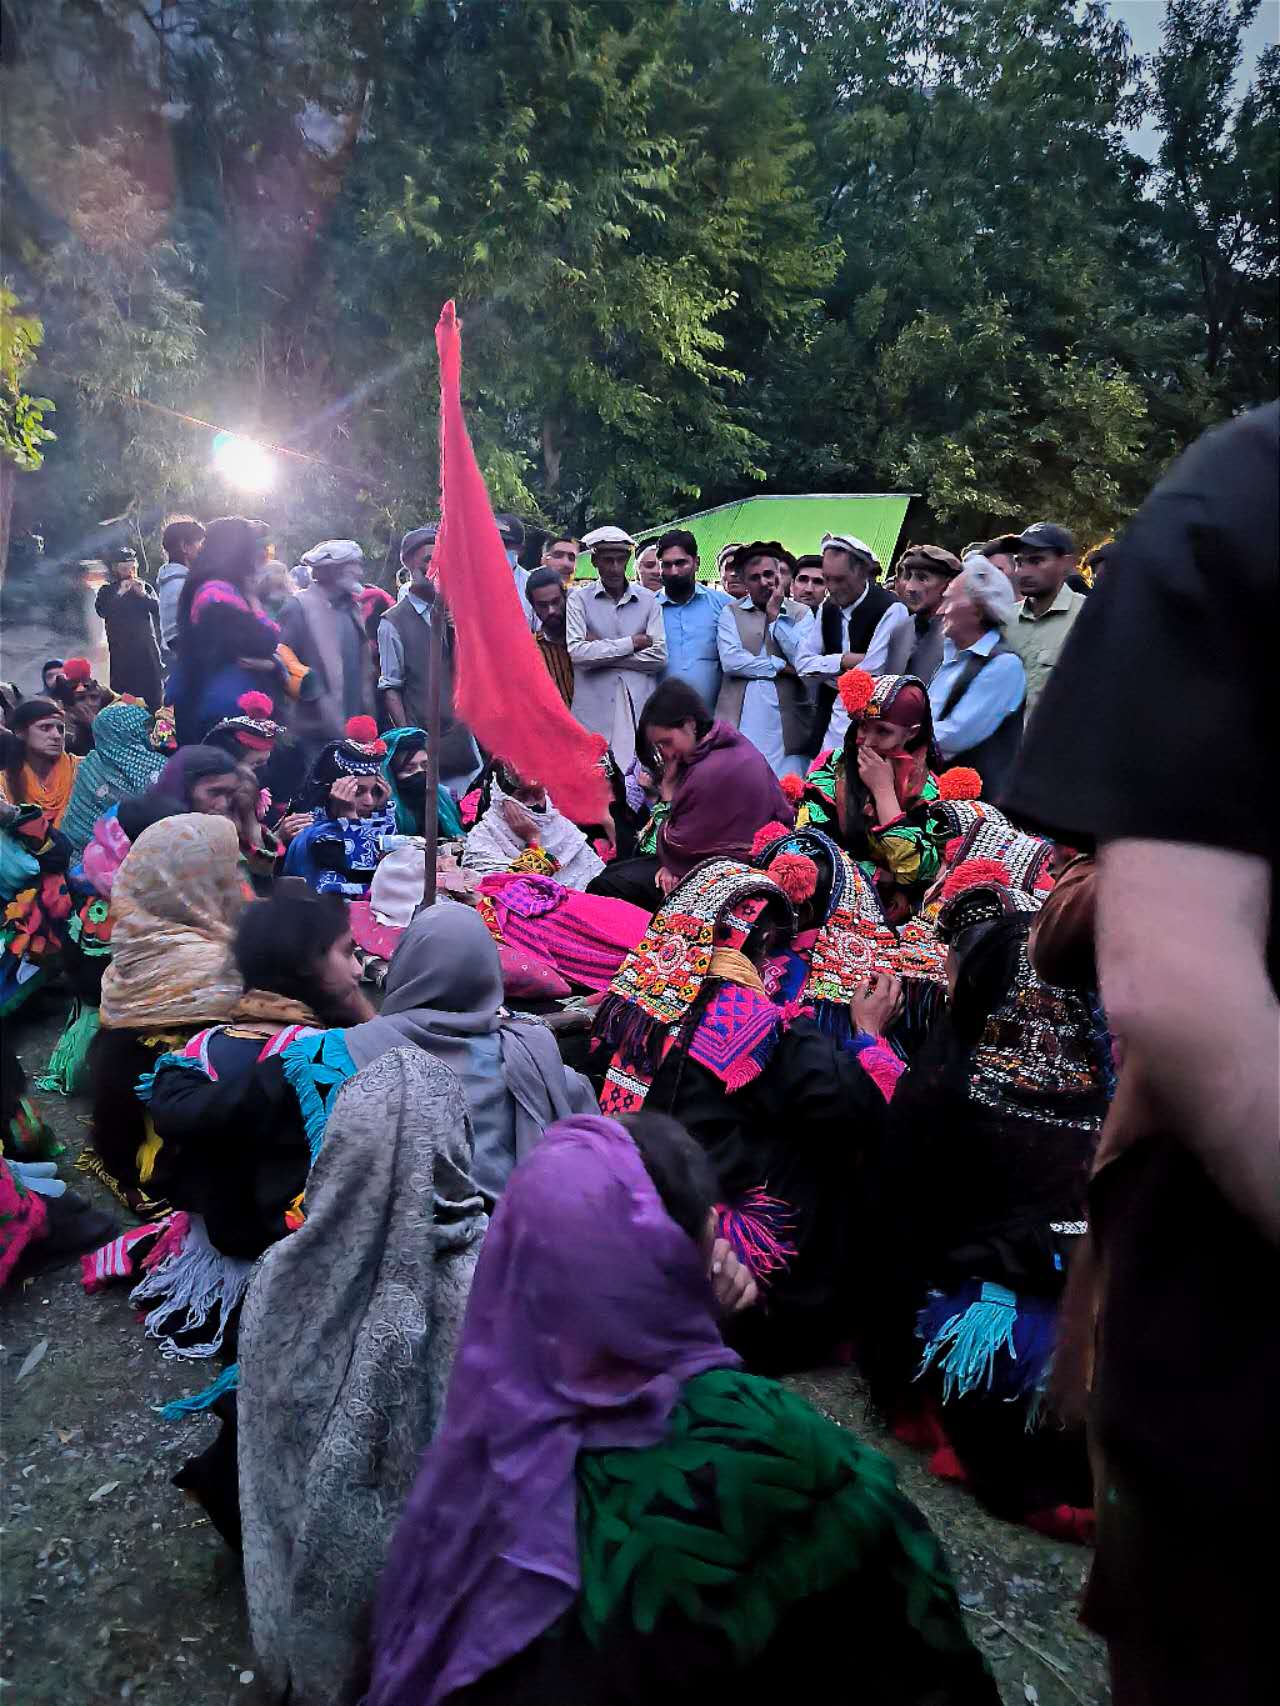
1004,403,1279,1523
1006,400,1279,987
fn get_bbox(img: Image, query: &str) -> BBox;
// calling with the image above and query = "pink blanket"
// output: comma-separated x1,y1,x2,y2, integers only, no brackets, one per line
478,873,650,994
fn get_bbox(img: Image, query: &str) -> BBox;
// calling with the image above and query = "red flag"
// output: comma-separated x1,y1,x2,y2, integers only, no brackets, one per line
432,301,609,824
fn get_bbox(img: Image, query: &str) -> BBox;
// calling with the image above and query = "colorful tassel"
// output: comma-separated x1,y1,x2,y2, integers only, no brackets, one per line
159,1362,240,1421
35,1000,100,1096
716,1189,797,1287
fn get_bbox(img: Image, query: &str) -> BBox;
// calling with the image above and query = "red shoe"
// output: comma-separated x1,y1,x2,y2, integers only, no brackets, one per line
1025,1504,1096,1546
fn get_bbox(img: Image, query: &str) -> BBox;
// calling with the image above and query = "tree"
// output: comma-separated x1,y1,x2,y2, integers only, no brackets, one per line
0,283,55,576
1151,0,1280,414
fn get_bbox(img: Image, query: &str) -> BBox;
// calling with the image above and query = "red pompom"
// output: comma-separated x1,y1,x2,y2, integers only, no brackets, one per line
750,821,792,856
345,715,379,744
63,658,93,683
770,852,819,905
937,766,983,801
237,690,275,719
778,772,805,803
837,668,875,717
940,858,1011,903
942,836,963,865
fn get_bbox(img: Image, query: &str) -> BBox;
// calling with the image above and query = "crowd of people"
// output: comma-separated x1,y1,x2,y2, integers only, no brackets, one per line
1,400,1275,1706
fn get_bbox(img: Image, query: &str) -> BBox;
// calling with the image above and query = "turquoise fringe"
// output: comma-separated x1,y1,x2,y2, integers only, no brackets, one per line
917,1281,1018,1403
134,1050,207,1105
158,1361,240,1421
279,1028,357,1163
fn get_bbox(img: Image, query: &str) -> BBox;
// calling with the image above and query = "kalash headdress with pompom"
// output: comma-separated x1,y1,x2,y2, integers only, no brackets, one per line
592,858,795,1115
205,691,286,754
302,715,389,807
751,825,902,1039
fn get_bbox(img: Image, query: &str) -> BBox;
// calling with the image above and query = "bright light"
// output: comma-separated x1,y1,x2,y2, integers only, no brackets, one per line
211,431,276,492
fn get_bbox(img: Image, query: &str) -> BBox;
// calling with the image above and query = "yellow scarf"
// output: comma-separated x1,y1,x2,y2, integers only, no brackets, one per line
707,946,766,997
3,753,80,825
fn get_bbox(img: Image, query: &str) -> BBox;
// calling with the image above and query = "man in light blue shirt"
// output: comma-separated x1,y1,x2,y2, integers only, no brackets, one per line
655,528,729,710
927,555,1027,795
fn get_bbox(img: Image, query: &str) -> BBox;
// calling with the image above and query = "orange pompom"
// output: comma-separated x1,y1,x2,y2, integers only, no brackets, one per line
238,690,275,719
940,858,1011,903
937,766,983,801
770,852,819,905
778,771,806,803
63,658,93,683
750,821,792,856
837,668,875,717
345,715,379,744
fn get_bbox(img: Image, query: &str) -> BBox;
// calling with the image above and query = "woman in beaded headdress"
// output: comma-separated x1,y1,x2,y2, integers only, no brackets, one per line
592,856,904,1372
855,856,1110,1539
799,670,991,918
282,717,396,897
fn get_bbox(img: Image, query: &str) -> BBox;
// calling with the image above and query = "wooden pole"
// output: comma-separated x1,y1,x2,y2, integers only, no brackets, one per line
419,598,443,909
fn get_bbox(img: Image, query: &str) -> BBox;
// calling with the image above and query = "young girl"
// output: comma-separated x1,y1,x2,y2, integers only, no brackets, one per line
283,717,395,896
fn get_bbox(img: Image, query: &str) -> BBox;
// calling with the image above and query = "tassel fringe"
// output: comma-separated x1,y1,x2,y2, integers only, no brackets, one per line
129,1215,252,1360
159,1362,240,1421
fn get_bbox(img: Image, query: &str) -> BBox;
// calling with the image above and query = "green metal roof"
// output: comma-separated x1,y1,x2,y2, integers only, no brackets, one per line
576,492,914,580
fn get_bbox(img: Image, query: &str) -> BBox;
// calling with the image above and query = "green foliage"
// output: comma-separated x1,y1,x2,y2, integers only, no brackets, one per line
0,0,1274,571
0,285,55,473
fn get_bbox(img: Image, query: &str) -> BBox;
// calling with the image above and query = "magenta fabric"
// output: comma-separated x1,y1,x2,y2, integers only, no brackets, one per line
367,1115,738,1706
432,303,609,824
479,872,650,994
498,943,572,1000
81,811,133,897
659,720,793,879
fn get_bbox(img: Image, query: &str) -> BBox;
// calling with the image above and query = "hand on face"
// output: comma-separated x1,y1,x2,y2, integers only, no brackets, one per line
500,797,540,843
855,742,896,793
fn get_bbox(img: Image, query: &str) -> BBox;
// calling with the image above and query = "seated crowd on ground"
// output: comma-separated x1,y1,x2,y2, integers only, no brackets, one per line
0,424,1271,1706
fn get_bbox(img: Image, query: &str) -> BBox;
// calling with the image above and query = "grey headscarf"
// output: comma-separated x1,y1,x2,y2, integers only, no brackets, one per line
239,1048,487,1705
343,902,598,1199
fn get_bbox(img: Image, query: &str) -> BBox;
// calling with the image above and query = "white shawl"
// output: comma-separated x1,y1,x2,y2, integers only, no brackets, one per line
461,774,604,890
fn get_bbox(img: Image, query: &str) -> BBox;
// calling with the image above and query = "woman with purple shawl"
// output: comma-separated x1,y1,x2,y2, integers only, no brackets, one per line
365,1114,996,1706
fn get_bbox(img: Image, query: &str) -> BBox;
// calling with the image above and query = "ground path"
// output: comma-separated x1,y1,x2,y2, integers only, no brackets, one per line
2,994,1109,1705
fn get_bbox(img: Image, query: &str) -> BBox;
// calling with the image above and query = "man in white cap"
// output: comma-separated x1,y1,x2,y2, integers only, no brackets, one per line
278,538,376,756
795,531,913,754
566,525,667,767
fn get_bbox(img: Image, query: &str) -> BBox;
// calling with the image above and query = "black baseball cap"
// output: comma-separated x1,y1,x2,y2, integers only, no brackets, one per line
1015,522,1075,555
495,513,526,549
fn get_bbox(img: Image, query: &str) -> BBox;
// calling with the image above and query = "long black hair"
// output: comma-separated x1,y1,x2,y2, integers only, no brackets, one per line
636,677,713,769
234,890,352,1015
620,1111,718,1244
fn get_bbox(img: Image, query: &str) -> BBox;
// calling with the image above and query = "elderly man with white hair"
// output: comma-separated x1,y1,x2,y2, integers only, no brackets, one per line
277,537,377,757
927,553,1027,795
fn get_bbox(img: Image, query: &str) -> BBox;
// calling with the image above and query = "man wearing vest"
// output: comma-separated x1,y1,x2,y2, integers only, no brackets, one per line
377,524,480,793
927,554,1027,799
895,542,963,684
278,538,378,762
796,531,913,755
715,541,814,777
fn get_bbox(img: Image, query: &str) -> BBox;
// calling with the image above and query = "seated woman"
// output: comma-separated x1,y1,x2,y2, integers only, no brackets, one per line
0,799,74,1019
800,670,990,920
144,888,373,1260
60,700,172,856
593,858,903,1373
283,717,396,897
0,698,79,826
381,725,464,841
49,659,114,757
462,762,604,890
82,814,248,1216
588,679,792,911
168,516,283,745
856,857,1109,1539
364,1112,998,1706
238,1049,488,1702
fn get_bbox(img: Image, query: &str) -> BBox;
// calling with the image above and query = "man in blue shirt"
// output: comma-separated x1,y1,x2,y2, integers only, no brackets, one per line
655,528,729,711
927,554,1026,797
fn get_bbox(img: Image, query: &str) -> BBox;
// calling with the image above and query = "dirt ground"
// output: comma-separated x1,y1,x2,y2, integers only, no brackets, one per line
2,993,1110,1706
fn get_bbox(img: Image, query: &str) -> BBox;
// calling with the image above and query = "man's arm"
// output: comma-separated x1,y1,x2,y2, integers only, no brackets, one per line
716,605,784,680
794,616,845,681
377,616,408,725
565,590,636,668
863,601,911,675
1098,839,1279,1243
624,594,667,674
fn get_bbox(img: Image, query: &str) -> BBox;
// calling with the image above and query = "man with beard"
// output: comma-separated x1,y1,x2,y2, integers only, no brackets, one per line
655,528,728,710
1006,522,1087,716
895,542,962,683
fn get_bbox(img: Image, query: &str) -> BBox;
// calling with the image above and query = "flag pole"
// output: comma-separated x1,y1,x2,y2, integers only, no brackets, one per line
420,601,443,909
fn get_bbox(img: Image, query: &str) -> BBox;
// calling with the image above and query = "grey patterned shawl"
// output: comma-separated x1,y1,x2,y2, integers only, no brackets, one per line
238,1048,487,1704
